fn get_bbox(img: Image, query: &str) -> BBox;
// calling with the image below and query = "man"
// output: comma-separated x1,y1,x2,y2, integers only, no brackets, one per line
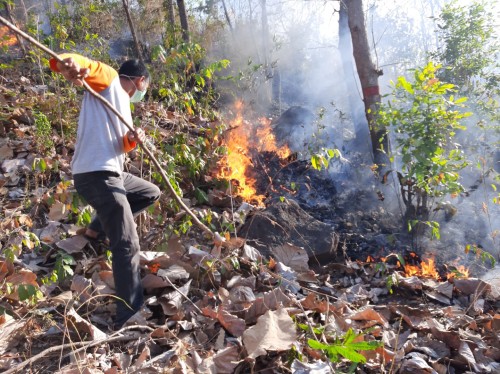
50,54,161,329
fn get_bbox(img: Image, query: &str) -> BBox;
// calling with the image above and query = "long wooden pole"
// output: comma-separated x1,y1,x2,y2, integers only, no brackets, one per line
0,15,214,238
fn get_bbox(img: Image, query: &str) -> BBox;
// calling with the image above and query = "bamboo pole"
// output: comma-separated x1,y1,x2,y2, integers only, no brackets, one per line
0,15,214,238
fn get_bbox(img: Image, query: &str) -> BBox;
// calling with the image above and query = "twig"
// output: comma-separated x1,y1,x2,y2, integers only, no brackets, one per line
0,15,214,238
62,325,154,360
3,333,140,374
163,273,203,314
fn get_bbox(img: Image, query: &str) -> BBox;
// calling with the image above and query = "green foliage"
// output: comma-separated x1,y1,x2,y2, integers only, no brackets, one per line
465,244,496,268
41,252,76,285
45,0,114,61
378,62,470,226
431,0,499,94
17,284,43,304
408,220,441,240
307,328,381,364
310,148,342,171
153,42,230,117
431,0,500,147
33,112,54,156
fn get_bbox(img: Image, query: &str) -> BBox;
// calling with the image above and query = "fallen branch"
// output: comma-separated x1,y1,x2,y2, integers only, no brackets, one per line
3,332,141,374
0,15,213,238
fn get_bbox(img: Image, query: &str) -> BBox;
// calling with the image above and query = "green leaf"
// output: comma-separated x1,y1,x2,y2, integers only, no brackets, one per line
398,76,414,94
307,339,327,350
194,188,209,203
334,346,367,363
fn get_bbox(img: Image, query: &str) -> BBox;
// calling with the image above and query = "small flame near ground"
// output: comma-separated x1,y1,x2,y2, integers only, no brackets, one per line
404,257,440,279
365,253,470,280
0,26,17,47
217,101,291,205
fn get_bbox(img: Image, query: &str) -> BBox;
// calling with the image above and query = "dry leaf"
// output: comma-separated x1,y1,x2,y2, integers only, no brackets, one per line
0,317,26,355
213,345,240,373
157,264,190,282
159,280,191,316
453,278,490,296
300,293,336,314
48,200,69,221
5,269,39,301
67,308,107,341
244,287,293,324
350,307,389,328
242,244,262,262
70,275,94,302
291,360,332,373
229,286,256,305
435,281,454,298
243,308,297,359
202,306,246,337
271,243,309,272
142,274,169,289
131,346,150,369
51,291,74,306
275,262,300,293
427,319,461,350
0,260,14,282
56,235,89,254
399,354,434,372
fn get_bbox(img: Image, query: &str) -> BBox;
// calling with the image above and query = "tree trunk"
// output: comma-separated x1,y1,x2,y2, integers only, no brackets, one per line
221,0,233,33
122,0,144,64
346,0,389,168
338,1,369,148
164,0,176,43
176,0,190,42
260,0,272,107
4,1,27,56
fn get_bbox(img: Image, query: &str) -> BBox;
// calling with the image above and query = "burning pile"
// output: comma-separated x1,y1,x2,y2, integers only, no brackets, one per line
366,252,471,281
217,101,291,205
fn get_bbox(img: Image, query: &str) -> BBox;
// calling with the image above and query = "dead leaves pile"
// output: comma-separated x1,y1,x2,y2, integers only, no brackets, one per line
1,74,500,373
1,228,500,373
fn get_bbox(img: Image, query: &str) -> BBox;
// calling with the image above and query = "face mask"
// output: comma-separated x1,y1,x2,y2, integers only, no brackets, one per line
121,75,147,102
130,86,146,103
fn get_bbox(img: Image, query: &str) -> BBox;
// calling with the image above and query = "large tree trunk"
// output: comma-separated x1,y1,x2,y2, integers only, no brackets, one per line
176,0,190,42
346,0,389,168
122,0,144,64
338,1,369,148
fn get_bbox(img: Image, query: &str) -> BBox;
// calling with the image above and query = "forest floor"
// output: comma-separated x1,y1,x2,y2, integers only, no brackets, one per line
1,65,500,374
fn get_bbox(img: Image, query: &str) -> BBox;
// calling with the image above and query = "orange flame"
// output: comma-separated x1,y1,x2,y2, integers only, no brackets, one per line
218,101,291,205
0,26,17,47
404,257,439,278
255,117,291,159
447,265,470,279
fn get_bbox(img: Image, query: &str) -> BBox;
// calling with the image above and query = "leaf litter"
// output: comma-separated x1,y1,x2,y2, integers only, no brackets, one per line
0,74,499,374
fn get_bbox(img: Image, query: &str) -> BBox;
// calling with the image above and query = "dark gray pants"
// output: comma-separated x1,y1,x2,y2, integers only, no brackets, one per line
74,171,161,327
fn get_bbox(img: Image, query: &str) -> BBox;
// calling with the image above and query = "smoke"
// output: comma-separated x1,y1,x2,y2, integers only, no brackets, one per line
208,0,499,262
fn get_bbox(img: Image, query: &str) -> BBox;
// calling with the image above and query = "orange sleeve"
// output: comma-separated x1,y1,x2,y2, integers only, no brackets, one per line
123,135,137,153
49,53,118,93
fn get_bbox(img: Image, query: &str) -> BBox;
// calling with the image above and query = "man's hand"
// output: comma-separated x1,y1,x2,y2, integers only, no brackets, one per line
127,128,146,144
56,57,90,86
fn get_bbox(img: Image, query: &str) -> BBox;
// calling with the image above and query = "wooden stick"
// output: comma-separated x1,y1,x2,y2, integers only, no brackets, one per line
3,333,139,374
0,15,213,238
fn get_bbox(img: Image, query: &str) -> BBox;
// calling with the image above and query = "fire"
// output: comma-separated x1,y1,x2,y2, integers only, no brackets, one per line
404,257,440,278
0,26,17,47
255,117,291,159
447,265,470,279
218,101,291,205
